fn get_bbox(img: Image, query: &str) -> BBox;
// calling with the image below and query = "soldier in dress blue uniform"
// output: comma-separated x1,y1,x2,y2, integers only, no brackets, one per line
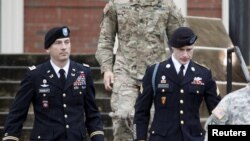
2,26,104,141
133,27,221,141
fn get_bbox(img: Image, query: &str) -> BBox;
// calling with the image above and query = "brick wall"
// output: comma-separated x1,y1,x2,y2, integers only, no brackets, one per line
24,0,222,53
188,0,222,18
24,0,106,53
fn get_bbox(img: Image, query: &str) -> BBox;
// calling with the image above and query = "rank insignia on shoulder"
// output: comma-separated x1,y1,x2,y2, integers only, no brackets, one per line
83,63,90,68
28,65,36,70
195,61,209,70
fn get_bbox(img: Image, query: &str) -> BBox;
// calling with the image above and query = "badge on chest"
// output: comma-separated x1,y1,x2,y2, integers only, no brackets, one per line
158,75,170,105
73,71,86,90
39,79,51,109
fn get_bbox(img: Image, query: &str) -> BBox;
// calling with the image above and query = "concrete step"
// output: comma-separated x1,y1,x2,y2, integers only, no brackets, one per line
215,81,247,97
0,81,110,97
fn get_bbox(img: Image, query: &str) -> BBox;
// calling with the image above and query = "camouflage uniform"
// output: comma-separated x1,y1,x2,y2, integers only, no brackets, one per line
96,0,184,140
204,83,250,141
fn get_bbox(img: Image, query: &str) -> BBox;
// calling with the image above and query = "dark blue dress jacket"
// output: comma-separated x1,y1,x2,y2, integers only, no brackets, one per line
3,60,104,141
134,58,221,141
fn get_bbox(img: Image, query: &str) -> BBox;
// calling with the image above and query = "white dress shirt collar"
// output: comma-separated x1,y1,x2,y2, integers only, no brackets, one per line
50,60,70,78
171,54,189,75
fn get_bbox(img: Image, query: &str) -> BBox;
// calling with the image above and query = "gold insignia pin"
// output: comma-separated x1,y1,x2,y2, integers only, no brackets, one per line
161,96,166,105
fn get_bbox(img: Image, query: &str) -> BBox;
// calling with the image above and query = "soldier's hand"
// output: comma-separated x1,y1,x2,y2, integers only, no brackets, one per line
103,71,114,91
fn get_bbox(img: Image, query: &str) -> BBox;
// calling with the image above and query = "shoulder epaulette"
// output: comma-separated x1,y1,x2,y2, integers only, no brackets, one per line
83,63,90,68
195,61,210,70
28,65,36,71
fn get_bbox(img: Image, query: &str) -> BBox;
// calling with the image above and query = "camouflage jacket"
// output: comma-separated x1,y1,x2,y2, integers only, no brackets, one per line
96,0,184,80
204,83,250,140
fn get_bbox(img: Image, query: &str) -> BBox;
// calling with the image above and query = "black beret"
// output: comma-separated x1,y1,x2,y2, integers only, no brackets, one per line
168,27,197,48
44,26,70,49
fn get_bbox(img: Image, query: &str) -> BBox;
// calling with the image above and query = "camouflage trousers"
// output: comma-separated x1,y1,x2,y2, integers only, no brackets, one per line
109,74,141,141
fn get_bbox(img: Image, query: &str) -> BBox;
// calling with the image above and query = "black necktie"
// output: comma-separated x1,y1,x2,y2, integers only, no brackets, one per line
178,65,185,81
59,69,66,87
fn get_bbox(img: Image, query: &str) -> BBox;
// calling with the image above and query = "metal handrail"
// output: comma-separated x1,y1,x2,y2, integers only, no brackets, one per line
227,46,250,93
